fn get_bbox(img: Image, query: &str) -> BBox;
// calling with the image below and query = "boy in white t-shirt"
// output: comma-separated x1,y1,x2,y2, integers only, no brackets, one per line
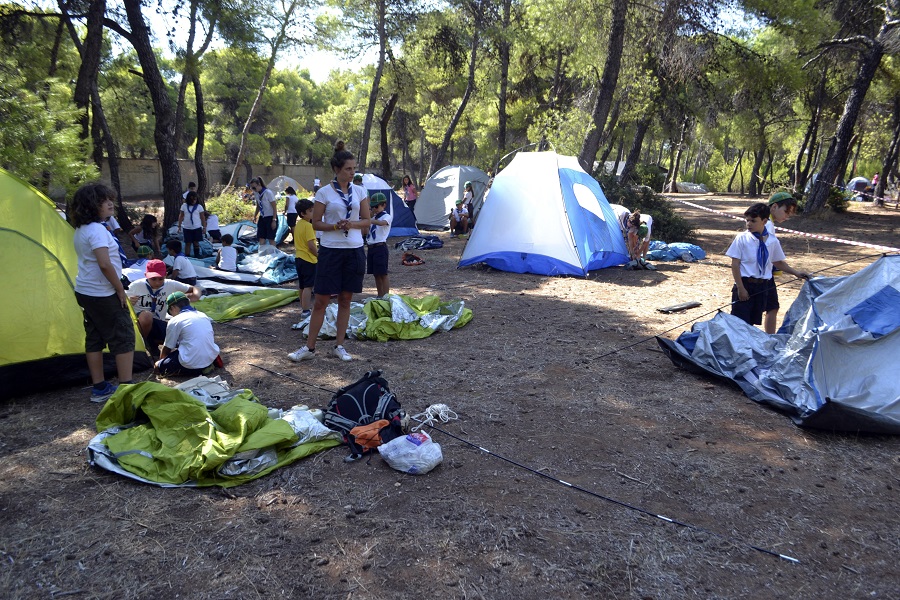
366,193,392,297
214,234,239,272
164,239,199,285
127,259,200,353
155,291,221,376
726,203,810,330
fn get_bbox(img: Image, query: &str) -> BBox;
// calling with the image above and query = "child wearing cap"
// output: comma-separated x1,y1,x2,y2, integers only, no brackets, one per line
155,291,221,376
127,259,200,354
763,191,801,333
450,199,468,237
367,193,392,297
626,210,653,264
164,239,199,285
726,203,810,330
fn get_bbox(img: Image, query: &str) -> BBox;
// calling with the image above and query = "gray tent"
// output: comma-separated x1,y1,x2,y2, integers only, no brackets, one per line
415,165,491,230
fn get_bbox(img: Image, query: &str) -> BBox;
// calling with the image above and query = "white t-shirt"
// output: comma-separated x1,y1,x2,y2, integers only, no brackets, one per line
315,182,367,249
180,202,204,229
609,204,631,234
164,309,219,369
368,210,393,244
463,190,473,204
257,188,277,217
206,214,219,231
105,216,122,233
764,220,777,237
217,246,238,271
127,278,192,321
451,205,469,220
285,194,299,214
726,230,786,279
164,254,198,279
74,222,122,297
628,214,654,242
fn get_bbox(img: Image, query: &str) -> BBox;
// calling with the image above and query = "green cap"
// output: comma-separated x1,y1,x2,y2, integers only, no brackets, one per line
370,192,387,207
353,173,363,182
165,291,189,307
768,191,794,205
638,224,649,238
464,181,471,187
455,199,463,205
136,245,153,257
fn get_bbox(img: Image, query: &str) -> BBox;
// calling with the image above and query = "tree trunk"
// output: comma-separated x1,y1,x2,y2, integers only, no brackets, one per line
174,1,215,159
192,71,208,201
122,0,183,228
358,0,387,170
806,36,886,213
611,132,625,177
748,136,767,197
227,0,299,189
619,115,651,184
665,117,688,193
761,149,774,192
692,141,703,182
727,149,744,193
430,26,480,176
379,92,398,180
794,68,827,192
68,0,105,142
598,129,618,167
496,0,511,166
577,0,628,172
849,134,863,179
875,94,900,206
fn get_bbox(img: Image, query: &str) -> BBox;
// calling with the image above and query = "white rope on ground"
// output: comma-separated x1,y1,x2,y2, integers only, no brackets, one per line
666,196,900,254
410,403,459,432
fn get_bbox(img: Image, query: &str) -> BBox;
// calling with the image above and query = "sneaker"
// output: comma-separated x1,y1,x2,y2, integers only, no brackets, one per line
288,346,316,362
332,345,352,362
300,309,311,319
90,381,118,403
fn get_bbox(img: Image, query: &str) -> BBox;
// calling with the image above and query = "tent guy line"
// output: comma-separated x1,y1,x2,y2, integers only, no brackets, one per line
666,196,900,254
248,363,801,564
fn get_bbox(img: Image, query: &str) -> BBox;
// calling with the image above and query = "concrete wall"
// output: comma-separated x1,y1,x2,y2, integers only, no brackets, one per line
100,159,332,196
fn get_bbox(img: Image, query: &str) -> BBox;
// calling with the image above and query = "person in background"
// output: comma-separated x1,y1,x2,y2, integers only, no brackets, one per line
214,234,238,272
401,174,418,213
313,177,321,193
367,192,392,297
293,199,318,320
177,191,206,258
449,199,468,238
462,181,475,231
164,239,199,286
726,203,810,331
155,292,221,377
609,204,632,241
183,181,197,200
250,176,278,248
626,210,653,263
70,183,134,401
763,192,800,333
129,214,161,257
283,186,299,244
204,211,221,242
288,140,370,363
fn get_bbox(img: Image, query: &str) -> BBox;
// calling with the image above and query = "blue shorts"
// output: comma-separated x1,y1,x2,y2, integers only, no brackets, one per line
314,246,365,296
149,317,168,345
208,229,221,242
287,213,298,228
295,257,316,289
257,216,276,240
367,243,389,275
731,278,776,326
183,227,203,244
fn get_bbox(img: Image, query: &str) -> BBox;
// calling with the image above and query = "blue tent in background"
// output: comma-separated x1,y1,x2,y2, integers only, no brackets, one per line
458,152,628,276
361,174,419,237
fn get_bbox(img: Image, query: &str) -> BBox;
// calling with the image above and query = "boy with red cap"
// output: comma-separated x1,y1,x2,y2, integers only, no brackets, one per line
126,259,200,354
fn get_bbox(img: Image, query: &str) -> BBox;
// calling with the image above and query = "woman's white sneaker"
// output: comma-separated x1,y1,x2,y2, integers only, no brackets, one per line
332,345,352,361
288,346,315,362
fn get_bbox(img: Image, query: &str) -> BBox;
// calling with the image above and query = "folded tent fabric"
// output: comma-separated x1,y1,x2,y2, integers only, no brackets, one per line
193,288,298,322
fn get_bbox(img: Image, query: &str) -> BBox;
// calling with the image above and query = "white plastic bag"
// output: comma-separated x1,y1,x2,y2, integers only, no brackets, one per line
378,432,443,475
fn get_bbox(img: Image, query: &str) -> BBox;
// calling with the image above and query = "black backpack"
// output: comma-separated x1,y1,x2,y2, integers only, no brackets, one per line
323,370,406,461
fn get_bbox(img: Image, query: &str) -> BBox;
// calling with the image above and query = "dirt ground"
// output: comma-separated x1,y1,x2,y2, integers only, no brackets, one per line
1,194,899,599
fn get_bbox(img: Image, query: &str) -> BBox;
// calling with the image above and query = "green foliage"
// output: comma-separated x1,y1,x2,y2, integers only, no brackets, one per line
204,189,257,223
599,174,697,243
826,187,851,213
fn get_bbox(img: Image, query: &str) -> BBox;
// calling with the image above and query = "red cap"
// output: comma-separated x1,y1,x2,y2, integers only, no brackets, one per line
144,259,167,279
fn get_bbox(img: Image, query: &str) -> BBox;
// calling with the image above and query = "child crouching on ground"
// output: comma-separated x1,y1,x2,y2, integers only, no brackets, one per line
165,239,199,285
293,199,318,320
215,234,238,271
367,192,392,297
726,203,810,330
127,259,200,356
155,291,221,376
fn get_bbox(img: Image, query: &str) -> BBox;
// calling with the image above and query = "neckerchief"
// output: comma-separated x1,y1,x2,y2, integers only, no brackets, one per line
186,203,199,227
751,231,769,277
369,210,387,240
332,179,353,237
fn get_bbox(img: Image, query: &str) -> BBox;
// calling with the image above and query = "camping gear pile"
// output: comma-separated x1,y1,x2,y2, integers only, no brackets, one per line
658,255,900,434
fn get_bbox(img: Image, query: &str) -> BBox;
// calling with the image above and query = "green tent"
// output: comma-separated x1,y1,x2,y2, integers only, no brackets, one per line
0,169,149,397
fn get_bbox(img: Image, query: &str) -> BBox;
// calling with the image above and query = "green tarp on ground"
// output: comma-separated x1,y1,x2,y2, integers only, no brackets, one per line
361,295,474,341
193,288,298,322
89,382,339,487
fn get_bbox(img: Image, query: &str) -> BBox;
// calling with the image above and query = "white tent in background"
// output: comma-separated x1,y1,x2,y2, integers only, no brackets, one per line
458,152,628,276
415,165,491,230
268,176,303,195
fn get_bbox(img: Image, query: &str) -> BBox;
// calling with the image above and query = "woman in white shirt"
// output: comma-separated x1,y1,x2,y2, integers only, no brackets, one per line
288,141,371,363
